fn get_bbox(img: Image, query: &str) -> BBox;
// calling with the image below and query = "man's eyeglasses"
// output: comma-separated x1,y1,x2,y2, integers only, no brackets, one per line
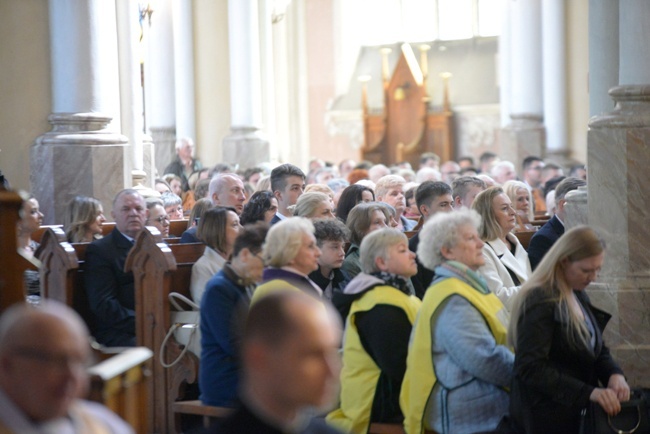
154,216,170,223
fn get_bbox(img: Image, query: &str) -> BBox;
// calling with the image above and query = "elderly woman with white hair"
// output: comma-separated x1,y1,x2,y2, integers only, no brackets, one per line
293,191,335,219
401,209,514,434
251,217,323,303
328,228,421,433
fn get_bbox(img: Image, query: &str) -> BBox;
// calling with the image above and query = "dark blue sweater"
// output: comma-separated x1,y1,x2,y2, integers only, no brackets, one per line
199,265,251,407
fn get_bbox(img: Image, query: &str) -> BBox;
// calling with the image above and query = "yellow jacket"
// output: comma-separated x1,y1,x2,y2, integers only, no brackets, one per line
328,285,421,433
400,277,509,434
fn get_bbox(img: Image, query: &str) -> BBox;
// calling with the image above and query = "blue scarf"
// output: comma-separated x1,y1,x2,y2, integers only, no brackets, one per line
434,261,490,295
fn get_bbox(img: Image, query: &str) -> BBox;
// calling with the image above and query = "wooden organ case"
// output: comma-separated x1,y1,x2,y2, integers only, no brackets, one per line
361,43,455,167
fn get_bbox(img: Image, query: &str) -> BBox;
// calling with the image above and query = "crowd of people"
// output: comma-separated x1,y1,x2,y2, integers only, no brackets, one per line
7,140,631,434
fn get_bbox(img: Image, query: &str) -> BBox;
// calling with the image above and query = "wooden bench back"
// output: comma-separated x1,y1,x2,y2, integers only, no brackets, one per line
88,347,153,434
170,219,190,237
125,227,205,434
514,230,536,250
0,187,30,313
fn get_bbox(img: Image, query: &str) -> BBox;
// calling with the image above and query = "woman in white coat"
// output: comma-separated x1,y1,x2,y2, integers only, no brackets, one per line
472,186,531,310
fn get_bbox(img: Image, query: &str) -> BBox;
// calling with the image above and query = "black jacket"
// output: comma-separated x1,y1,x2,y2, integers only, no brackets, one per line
527,215,564,270
84,228,136,346
510,289,623,433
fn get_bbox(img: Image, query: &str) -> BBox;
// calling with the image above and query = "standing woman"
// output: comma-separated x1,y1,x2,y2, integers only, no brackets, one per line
472,186,531,310
190,207,242,303
64,196,106,243
508,226,629,433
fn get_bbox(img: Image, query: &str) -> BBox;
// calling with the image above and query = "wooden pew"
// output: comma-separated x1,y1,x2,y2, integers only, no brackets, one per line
35,227,95,330
0,187,30,313
126,227,206,434
88,347,154,434
33,224,64,243
514,230,536,250
170,219,190,237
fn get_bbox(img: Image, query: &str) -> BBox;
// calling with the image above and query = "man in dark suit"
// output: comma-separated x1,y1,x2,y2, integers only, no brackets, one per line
210,291,343,434
269,164,305,225
527,177,586,270
84,189,148,347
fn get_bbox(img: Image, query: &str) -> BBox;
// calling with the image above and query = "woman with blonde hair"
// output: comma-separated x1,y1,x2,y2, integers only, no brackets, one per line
472,186,531,310
508,226,629,433
503,180,534,229
64,196,106,243
293,191,335,219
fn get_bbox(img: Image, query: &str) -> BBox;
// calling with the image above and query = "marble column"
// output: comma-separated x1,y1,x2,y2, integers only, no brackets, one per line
143,0,177,175
500,0,545,164
222,0,270,169
31,0,129,224
542,0,568,159
588,0,619,117
587,1,650,388
172,0,196,142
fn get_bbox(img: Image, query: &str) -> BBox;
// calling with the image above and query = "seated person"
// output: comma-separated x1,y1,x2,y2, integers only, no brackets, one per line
180,198,213,243
209,292,343,434
0,301,133,433
200,222,269,407
251,218,323,302
335,184,375,224
328,228,421,432
401,210,513,434
451,175,487,210
240,191,278,225
190,207,241,303
84,189,147,347
408,181,454,299
527,177,586,270
64,196,106,243
161,192,184,220
308,218,351,299
145,198,170,238
341,203,390,279
269,163,306,224
16,196,44,298
472,187,531,310
293,192,335,220
375,175,417,231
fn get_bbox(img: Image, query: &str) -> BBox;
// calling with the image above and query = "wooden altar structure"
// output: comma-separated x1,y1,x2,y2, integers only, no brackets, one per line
361,43,455,167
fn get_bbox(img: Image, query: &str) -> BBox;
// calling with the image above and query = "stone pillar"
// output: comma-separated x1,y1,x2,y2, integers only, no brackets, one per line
116,0,155,187
542,0,568,159
498,0,511,128
588,0,619,117
31,0,129,224
172,0,196,141
587,2,650,388
563,185,588,229
143,0,177,175
222,0,270,169
500,0,545,164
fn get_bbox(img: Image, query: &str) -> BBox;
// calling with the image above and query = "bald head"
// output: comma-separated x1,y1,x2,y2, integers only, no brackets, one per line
0,302,90,421
209,174,246,214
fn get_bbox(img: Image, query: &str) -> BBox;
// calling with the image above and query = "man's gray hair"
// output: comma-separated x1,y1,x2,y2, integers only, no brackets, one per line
418,209,482,270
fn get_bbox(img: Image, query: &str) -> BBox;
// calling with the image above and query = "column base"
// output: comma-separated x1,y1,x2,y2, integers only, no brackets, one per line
499,113,546,164
222,126,270,169
30,113,129,225
588,84,650,388
151,126,176,177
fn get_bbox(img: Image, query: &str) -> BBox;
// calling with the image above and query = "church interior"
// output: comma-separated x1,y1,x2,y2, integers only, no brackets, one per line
2,0,650,433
